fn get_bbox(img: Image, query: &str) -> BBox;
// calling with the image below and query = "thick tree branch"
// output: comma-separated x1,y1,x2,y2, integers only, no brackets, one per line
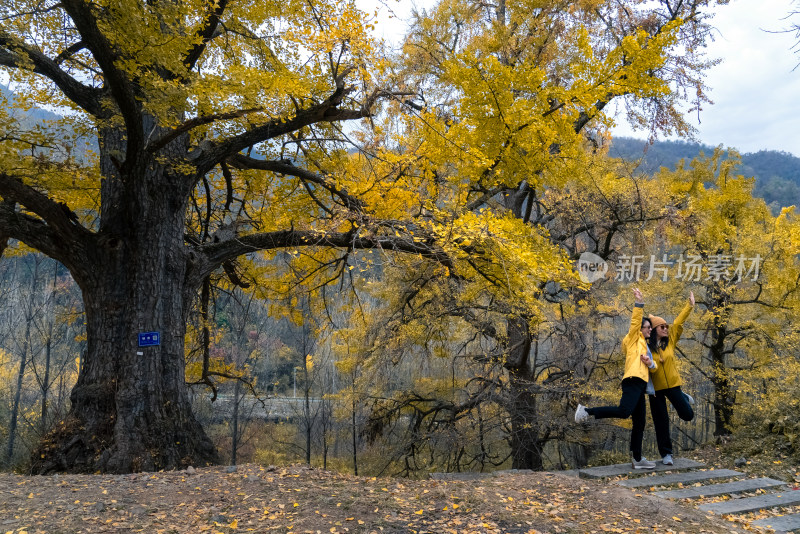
148,107,262,154
573,96,611,133
54,40,87,65
183,0,229,70
190,72,376,175
187,229,453,289
191,103,368,176
0,32,104,117
227,155,367,213
60,0,143,166
0,200,84,269
466,186,506,212
0,173,93,267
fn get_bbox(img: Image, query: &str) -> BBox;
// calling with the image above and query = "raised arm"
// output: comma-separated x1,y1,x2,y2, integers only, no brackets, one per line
670,291,695,342
626,287,645,340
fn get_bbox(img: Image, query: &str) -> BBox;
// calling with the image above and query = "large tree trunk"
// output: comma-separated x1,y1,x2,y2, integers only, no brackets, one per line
504,316,546,470
30,127,219,474
508,374,545,470
707,283,734,437
710,325,734,436
501,188,548,470
31,220,218,472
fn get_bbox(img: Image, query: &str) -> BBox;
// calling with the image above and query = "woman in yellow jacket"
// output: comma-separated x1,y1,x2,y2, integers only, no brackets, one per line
575,288,659,469
648,292,695,466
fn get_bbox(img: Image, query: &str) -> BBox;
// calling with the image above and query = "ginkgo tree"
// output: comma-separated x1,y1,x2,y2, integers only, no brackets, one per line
0,0,427,474
653,150,800,436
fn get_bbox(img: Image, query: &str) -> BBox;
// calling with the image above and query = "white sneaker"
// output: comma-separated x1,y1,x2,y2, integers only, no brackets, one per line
662,454,674,465
574,404,590,423
632,457,656,469
684,392,695,405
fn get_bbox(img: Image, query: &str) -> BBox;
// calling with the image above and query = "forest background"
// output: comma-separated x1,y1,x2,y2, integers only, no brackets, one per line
1,0,800,479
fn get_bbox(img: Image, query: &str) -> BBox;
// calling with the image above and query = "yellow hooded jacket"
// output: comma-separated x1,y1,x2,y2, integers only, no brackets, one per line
651,303,693,391
622,304,657,382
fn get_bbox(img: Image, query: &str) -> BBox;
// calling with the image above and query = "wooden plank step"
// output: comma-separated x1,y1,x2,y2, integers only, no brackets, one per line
652,477,786,499
751,513,800,533
579,457,704,479
699,490,800,515
617,469,743,489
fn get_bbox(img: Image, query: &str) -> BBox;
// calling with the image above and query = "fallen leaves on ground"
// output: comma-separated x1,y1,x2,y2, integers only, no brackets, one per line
0,464,737,533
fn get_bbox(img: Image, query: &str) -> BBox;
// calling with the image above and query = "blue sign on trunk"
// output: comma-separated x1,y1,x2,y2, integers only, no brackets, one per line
138,331,160,347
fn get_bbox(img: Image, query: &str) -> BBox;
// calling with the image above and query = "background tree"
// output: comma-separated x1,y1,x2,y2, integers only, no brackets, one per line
0,253,82,468
653,150,800,436
609,137,800,212
209,287,262,466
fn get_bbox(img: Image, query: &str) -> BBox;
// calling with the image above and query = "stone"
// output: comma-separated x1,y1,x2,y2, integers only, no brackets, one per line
579,457,705,479
751,513,800,533
652,477,786,499
699,490,800,515
617,469,742,489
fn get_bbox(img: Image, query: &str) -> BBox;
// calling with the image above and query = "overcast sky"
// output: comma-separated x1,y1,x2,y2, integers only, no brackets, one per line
614,0,800,157
362,0,800,157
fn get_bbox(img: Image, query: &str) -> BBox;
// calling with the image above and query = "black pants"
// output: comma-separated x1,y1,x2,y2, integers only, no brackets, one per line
649,386,695,457
586,377,647,461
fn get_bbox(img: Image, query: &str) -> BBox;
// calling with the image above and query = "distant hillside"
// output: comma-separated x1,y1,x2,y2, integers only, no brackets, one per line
1,83,61,124
2,84,95,165
610,137,800,211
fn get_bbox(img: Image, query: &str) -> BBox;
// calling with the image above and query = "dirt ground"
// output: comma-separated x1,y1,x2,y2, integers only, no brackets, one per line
0,463,748,533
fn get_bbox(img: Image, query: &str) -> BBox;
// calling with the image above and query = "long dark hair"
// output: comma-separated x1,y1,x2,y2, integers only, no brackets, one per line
648,326,668,352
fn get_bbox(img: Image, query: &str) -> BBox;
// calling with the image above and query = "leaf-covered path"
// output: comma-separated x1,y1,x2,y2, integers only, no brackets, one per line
0,464,739,533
